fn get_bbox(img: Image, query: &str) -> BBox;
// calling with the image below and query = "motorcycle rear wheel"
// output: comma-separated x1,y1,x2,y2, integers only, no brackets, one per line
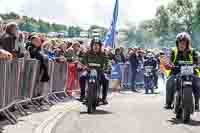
183,108,190,123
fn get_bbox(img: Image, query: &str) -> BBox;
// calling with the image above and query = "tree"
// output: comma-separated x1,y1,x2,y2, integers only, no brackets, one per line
20,22,38,32
67,26,82,38
155,5,170,36
0,12,20,20
167,0,195,33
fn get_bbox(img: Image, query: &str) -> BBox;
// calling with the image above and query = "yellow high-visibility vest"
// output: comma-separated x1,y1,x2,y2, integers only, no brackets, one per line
165,48,200,78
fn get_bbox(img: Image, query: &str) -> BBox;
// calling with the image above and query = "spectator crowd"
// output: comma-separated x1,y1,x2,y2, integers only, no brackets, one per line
0,22,167,98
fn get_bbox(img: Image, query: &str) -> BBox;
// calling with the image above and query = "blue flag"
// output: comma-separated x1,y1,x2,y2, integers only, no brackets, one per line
103,0,119,48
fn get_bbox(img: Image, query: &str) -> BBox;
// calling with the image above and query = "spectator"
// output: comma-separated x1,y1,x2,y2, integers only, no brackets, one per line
105,48,114,60
120,47,126,62
0,17,4,35
113,48,125,63
16,31,27,58
72,41,81,61
126,48,133,60
27,35,50,82
137,50,144,71
0,22,21,59
129,49,139,91
159,52,166,80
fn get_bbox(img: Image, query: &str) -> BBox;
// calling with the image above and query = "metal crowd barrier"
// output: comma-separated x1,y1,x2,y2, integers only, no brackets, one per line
112,62,145,91
135,70,144,89
48,62,68,102
119,63,132,89
52,62,68,93
0,59,68,124
19,59,39,99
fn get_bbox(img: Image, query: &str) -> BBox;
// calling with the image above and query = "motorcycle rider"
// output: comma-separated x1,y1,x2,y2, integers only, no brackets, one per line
144,52,157,94
79,38,110,105
165,32,200,110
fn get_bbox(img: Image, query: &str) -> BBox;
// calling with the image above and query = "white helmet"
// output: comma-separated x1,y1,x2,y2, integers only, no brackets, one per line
176,32,191,46
146,53,153,58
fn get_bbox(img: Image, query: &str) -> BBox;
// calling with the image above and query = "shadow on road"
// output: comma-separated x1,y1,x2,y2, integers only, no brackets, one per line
80,109,113,115
119,90,141,94
167,118,200,126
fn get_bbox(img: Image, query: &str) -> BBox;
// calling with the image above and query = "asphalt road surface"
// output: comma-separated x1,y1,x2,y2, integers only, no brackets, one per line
52,90,200,133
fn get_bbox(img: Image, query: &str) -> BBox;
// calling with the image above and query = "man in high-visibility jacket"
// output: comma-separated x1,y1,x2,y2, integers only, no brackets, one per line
164,32,200,110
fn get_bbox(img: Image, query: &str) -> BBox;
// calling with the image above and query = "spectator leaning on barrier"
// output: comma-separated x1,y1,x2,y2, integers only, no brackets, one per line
0,22,23,59
43,40,57,61
26,35,50,83
0,17,4,35
65,42,83,96
16,31,28,58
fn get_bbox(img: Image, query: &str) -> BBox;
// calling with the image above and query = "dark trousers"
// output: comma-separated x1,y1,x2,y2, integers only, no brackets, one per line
144,76,154,93
153,71,158,88
79,72,108,100
131,69,137,90
80,76,87,99
166,75,200,106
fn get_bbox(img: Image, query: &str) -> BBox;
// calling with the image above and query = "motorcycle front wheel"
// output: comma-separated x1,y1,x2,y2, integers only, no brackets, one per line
87,82,97,114
182,86,194,123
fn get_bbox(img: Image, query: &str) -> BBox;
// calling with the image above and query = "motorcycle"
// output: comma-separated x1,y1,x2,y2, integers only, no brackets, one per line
174,61,196,123
143,66,155,94
86,63,101,114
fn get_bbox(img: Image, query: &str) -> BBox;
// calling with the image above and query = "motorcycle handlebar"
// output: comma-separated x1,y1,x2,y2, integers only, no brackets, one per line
172,64,200,69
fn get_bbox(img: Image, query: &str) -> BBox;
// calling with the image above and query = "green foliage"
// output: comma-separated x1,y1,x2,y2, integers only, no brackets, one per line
1,12,67,33
68,26,82,38
124,0,200,48
0,12,20,20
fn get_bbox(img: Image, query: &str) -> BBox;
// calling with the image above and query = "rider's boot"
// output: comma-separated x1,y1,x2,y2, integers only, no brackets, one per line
102,100,108,105
145,88,148,94
195,96,199,111
164,104,173,110
151,88,154,94
102,98,108,105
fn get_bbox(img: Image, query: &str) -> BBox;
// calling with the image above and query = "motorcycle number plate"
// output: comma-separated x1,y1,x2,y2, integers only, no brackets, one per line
145,66,153,73
90,69,98,77
145,69,151,73
181,66,193,75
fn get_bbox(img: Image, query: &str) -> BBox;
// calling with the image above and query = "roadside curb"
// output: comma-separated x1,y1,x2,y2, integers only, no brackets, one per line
34,101,80,133
2,101,80,133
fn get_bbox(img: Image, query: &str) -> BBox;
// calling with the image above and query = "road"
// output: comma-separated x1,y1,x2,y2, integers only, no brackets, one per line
52,90,200,133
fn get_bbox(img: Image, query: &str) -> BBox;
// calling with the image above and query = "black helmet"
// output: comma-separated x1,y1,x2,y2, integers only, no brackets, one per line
90,38,102,50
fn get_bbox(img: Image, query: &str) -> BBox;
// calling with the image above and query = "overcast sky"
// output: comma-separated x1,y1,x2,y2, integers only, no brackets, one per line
0,0,171,28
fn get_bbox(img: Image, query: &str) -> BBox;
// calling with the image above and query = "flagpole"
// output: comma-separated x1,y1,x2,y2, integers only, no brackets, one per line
112,0,118,49
102,0,119,49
